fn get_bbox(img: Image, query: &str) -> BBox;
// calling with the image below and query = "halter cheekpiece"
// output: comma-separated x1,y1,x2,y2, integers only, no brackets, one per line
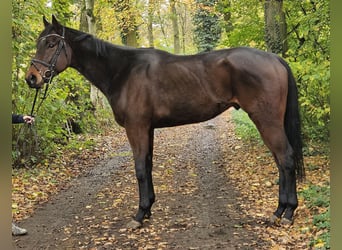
31,27,67,84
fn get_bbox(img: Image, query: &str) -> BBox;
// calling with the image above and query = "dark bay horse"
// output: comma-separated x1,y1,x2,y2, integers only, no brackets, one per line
26,15,304,228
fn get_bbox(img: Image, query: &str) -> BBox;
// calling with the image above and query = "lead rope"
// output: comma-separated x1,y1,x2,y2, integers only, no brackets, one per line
30,76,53,117
30,89,39,117
15,79,53,167
27,78,53,151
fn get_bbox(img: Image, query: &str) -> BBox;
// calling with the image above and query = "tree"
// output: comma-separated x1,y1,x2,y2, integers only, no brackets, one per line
193,0,221,52
177,1,191,54
147,0,155,47
218,0,233,34
113,0,139,47
170,0,181,54
80,0,106,108
264,0,287,56
284,0,330,142
219,0,264,49
52,0,73,25
85,0,96,34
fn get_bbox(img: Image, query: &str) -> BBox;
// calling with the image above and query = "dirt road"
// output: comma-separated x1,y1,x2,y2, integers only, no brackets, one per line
13,111,270,249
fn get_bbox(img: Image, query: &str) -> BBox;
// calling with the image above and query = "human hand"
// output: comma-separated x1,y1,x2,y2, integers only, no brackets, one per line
23,115,35,124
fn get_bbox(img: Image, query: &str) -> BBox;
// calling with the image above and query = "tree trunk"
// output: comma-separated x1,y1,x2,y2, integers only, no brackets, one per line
170,0,180,54
79,0,88,31
114,0,139,47
81,0,106,108
125,30,138,47
178,2,188,54
147,0,154,47
264,0,287,56
85,0,96,34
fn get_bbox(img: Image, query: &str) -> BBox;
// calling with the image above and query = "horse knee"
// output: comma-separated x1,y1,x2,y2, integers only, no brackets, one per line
136,170,146,181
135,163,147,180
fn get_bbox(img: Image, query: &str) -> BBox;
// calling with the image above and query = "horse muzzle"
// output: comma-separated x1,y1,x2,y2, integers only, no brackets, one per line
25,69,45,89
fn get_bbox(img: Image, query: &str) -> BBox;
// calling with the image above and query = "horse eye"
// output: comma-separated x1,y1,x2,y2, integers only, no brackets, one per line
48,43,55,48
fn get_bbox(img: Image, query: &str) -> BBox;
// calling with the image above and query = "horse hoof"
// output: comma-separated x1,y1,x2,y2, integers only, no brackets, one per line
126,219,142,229
280,217,293,226
269,214,280,224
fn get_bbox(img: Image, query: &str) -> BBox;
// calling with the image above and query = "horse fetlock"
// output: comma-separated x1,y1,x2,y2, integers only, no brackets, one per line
135,205,152,222
144,209,152,219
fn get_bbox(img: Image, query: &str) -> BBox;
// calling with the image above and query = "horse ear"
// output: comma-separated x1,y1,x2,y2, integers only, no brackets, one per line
52,15,60,27
51,15,63,35
43,16,50,27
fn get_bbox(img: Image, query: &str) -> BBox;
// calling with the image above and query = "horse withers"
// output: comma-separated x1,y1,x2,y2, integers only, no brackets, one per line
26,15,304,228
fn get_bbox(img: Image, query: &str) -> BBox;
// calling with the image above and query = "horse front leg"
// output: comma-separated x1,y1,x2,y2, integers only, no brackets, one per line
125,125,155,228
145,129,155,219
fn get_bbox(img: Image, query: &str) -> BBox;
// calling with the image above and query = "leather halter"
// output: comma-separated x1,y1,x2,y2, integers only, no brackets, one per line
31,27,67,83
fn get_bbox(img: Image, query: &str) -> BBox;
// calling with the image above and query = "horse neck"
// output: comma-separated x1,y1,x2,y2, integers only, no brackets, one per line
68,32,133,96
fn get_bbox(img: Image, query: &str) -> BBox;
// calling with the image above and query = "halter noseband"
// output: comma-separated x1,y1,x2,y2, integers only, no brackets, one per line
31,27,67,83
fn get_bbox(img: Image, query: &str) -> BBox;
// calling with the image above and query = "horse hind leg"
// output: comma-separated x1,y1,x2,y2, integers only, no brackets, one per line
271,145,298,225
249,114,298,224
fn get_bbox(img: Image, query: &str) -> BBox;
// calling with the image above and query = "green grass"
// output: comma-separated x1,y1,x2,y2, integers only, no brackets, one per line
231,109,261,143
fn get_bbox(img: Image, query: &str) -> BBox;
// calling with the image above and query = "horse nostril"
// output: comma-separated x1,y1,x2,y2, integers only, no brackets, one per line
26,74,37,87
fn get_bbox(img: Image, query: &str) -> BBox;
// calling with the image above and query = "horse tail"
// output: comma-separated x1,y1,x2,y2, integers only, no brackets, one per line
278,57,305,181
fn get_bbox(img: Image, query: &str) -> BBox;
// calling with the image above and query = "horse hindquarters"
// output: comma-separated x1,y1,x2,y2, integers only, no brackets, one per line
235,62,301,223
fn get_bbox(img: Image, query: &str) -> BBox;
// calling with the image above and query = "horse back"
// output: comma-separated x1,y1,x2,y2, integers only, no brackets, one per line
112,47,287,128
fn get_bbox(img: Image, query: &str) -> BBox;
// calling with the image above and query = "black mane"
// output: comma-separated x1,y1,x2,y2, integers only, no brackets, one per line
65,27,110,57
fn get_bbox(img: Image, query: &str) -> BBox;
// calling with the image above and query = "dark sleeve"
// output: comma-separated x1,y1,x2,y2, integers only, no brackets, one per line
12,114,24,124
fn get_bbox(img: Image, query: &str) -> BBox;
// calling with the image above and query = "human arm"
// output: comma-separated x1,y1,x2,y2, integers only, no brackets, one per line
12,114,24,124
12,114,35,124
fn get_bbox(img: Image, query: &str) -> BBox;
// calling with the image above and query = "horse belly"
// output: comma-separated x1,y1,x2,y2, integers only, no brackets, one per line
153,101,230,128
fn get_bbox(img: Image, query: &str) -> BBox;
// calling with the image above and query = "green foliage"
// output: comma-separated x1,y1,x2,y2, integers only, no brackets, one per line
289,58,330,143
299,184,330,249
218,0,265,49
300,184,330,209
11,1,103,168
112,0,140,46
284,0,330,143
51,0,73,26
231,110,261,143
193,0,222,52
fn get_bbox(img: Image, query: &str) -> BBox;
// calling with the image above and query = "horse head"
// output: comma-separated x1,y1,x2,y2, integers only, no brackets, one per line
25,15,72,89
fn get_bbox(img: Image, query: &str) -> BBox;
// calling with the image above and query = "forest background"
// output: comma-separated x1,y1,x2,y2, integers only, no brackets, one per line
11,0,330,248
